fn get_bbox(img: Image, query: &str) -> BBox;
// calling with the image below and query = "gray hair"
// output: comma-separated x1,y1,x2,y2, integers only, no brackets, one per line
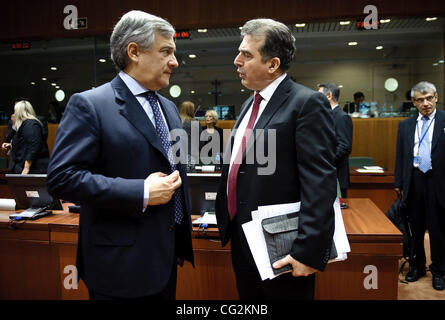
241,18,296,71
110,10,175,71
411,81,437,98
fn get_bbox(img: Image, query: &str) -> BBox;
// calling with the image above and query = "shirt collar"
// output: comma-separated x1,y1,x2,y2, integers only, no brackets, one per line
417,108,436,121
254,73,287,102
332,104,339,110
118,71,149,97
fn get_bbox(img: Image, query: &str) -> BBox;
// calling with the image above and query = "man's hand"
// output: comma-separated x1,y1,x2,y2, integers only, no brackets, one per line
272,254,317,277
1,143,10,151
394,188,403,200
146,170,182,206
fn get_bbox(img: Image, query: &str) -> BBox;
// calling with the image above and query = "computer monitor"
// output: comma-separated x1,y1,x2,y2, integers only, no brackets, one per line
187,173,220,215
5,174,63,211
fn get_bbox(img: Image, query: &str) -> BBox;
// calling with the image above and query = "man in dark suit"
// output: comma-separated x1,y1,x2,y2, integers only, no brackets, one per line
318,83,353,198
215,18,337,300
395,81,445,291
47,10,193,299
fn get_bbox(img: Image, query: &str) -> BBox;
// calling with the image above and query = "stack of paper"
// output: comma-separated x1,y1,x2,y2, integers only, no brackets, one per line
242,199,350,281
356,166,384,173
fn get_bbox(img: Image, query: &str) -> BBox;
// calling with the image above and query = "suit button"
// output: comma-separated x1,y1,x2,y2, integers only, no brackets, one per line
168,224,175,232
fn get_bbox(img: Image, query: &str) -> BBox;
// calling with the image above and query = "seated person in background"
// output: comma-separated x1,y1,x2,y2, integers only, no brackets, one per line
179,100,202,160
201,109,224,160
397,90,415,113
2,100,50,174
343,91,364,114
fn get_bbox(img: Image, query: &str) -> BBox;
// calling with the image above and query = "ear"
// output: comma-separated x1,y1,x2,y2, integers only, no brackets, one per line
268,57,281,73
127,42,140,63
326,92,333,101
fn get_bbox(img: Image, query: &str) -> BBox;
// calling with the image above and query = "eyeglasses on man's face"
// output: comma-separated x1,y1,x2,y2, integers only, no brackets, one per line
413,95,435,104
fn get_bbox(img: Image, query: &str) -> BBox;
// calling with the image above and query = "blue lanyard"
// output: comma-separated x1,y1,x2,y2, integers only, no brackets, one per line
416,115,435,150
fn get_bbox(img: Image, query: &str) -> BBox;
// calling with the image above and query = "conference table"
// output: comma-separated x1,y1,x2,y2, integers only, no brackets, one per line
0,198,402,300
348,168,397,213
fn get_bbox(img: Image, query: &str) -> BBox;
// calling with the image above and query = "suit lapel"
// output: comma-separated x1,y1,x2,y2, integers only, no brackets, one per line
432,110,445,151
407,116,417,152
111,76,169,162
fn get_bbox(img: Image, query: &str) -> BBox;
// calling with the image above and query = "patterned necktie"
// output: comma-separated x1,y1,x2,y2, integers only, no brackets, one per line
227,93,263,220
418,115,431,173
145,91,183,224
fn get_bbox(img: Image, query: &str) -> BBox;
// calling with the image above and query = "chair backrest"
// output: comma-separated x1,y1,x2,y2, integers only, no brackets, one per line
348,156,375,168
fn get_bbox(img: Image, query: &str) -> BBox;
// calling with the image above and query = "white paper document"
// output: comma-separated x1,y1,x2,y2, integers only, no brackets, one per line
356,167,384,173
0,198,16,211
192,211,217,225
242,199,350,281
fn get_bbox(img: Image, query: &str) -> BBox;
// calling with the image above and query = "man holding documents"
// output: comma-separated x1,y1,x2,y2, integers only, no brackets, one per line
215,18,337,299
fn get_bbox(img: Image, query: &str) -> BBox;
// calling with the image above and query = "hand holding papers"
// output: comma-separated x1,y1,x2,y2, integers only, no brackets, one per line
242,199,350,281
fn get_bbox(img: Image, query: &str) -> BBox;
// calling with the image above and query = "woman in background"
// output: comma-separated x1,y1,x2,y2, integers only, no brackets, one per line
179,101,201,163
3,100,49,174
201,109,224,161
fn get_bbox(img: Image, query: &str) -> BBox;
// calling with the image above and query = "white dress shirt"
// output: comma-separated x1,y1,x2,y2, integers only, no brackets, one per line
228,73,287,182
413,109,436,169
118,71,170,210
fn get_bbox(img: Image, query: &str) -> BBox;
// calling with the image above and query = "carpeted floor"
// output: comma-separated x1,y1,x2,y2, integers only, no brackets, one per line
397,232,445,300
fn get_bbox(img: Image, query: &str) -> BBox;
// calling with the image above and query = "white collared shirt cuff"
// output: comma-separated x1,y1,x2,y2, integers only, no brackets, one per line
143,179,150,212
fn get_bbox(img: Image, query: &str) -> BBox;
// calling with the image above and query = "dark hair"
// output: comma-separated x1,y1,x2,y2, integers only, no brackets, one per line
318,83,340,102
241,18,296,71
353,92,364,100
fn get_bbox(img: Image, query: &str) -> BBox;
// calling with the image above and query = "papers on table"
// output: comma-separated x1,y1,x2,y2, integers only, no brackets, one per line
242,199,350,281
356,166,384,173
192,211,217,225
0,198,16,211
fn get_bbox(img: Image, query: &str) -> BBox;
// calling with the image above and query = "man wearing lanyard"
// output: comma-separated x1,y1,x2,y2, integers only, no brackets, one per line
395,81,445,291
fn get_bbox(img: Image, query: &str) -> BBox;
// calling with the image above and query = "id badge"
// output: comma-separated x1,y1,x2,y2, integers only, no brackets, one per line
413,155,421,165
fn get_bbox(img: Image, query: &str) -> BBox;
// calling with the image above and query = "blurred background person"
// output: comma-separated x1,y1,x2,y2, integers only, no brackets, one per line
318,83,353,199
343,91,364,114
3,100,49,174
397,89,415,113
179,100,201,164
201,109,224,161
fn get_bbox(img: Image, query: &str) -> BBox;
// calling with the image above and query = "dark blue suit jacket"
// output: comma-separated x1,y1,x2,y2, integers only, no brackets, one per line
332,106,353,190
47,75,193,298
395,109,445,207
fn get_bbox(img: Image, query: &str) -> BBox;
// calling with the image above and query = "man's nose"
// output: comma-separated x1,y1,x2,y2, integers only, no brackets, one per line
234,53,242,67
170,55,179,68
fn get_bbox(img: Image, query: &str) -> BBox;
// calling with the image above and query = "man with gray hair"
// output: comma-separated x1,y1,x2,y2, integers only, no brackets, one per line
395,81,445,290
215,18,336,299
47,10,193,299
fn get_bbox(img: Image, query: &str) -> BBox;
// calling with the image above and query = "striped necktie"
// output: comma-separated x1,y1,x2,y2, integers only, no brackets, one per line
145,91,183,224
